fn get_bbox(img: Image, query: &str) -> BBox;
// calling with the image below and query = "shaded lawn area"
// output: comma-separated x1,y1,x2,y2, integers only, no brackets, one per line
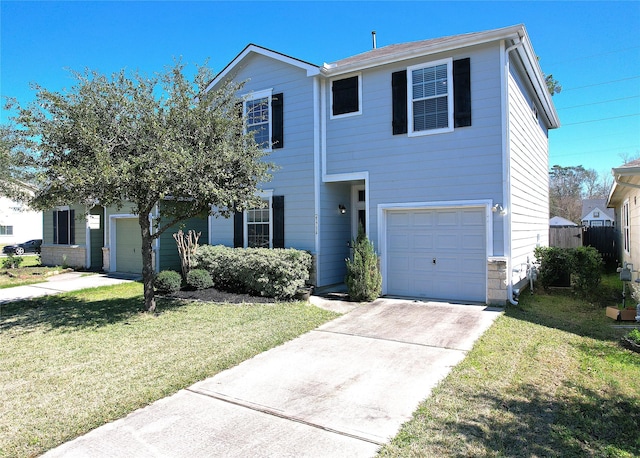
0,282,339,457
379,273,640,457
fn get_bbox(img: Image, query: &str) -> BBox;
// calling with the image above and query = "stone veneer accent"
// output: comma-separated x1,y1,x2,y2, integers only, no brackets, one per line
487,257,508,305
41,245,86,268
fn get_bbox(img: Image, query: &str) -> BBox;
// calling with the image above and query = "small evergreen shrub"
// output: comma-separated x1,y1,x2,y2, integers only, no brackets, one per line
186,269,213,290
2,254,24,269
345,229,381,302
154,270,182,293
534,246,603,296
627,329,640,345
194,245,312,299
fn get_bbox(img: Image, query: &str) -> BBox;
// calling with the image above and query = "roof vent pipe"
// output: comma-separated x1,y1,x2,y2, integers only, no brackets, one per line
372,31,377,49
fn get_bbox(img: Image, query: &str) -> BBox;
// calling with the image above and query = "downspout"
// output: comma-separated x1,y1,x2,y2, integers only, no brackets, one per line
504,37,523,305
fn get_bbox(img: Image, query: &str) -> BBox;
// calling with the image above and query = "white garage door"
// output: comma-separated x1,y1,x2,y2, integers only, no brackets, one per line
386,208,486,302
115,218,143,274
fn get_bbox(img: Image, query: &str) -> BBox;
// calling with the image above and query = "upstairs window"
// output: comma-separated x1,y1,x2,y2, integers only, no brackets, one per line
331,74,361,118
243,90,284,150
408,59,453,135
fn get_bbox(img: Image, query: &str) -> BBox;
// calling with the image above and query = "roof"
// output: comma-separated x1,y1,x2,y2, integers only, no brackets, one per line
581,199,615,220
608,158,640,207
550,216,578,227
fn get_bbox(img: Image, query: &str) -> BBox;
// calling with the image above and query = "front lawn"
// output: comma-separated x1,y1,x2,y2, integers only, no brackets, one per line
0,283,338,457
0,256,66,289
379,273,640,457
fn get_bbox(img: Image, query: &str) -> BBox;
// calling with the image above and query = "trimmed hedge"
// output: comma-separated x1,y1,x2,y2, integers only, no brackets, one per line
154,270,182,293
186,269,214,290
194,245,312,299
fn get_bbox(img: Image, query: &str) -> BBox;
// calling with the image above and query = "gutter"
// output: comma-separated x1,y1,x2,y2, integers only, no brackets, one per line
504,38,523,306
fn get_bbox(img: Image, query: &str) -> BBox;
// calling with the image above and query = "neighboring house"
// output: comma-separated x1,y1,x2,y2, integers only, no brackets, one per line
201,23,559,304
0,183,43,247
550,216,577,227
581,198,615,227
608,159,640,273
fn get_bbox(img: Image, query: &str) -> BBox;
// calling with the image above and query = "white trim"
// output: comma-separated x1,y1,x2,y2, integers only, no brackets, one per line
243,190,274,248
329,72,362,120
85,214,91,268
407,58,454,137
377,200,493,300
205,44,320,93
313,76,321,284
623,199,630,255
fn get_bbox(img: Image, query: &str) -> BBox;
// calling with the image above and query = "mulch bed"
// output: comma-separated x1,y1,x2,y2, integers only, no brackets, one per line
169,287,279,304
620,337,640,353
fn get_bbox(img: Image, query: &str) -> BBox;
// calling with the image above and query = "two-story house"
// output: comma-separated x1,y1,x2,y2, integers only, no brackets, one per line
203,24,559,304
40,24,558,305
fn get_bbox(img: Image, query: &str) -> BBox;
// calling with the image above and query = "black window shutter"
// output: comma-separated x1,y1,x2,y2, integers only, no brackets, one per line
271,93,284,149
69,209,75,245
53,211,58,244
233,211,244,248
332,76,359,116
272,196,285,248
392,70,407,135
453,58,472,127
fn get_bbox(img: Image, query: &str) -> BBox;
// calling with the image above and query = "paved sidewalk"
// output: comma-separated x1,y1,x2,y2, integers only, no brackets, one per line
42,298,502,457
0,272,138,303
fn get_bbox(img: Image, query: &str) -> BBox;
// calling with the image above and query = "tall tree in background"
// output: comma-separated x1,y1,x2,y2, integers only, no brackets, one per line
549,165,611,222
11,62,272,312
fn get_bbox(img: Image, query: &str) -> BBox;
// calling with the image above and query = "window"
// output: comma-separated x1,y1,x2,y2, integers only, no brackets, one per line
331,74,361,118
408,59,453,135
247,199,271,248
0,225,13,236
623,200,630,254
243,90,284,150
53,209,75,245
393,57,470,135
233,194,285,249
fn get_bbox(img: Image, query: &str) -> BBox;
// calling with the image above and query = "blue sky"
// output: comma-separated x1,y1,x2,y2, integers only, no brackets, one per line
2,1,639,178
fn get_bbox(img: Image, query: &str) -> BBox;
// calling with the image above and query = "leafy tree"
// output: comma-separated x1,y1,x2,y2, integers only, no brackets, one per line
0,122,38,201
11,62,272,312
549,165,611,222
545,74,562,96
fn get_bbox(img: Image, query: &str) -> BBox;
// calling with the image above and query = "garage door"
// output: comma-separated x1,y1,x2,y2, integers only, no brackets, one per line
115,218,143,274
386,208,486,302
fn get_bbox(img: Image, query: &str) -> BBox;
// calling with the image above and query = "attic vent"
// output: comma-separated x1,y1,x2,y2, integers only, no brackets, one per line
372,31,377,49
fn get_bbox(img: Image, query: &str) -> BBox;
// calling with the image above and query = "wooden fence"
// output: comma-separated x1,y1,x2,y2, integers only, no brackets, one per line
549,226,583,249
549,226,619,268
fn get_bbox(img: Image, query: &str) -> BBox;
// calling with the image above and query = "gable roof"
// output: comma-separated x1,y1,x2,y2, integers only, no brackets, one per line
608,158,640,207
205,44,320,93
581,199,615,220
550,216,578,227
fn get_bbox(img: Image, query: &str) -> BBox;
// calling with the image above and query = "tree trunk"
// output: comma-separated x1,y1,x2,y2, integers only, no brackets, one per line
139,213,156,312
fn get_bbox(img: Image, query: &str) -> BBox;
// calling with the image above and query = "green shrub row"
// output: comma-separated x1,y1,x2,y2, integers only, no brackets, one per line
154,268,214,293
194,245,312,299
534,246,603,295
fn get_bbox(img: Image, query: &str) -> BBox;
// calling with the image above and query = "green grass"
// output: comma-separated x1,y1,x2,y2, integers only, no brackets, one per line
379,273,640,457
0,257,65,289
0,283,339,457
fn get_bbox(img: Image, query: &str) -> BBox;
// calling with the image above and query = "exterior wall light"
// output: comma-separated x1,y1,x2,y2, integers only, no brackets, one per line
339,204,347,214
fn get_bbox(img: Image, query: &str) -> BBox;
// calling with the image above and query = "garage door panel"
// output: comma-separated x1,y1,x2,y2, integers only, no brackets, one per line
386,207,486,302
115,218,143,274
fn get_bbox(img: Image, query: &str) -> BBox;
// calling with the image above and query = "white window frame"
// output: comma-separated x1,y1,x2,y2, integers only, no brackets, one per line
244,190,273,248
0,225,13,236
623,199,630,254
407,57,454,137
243,88,273,152
330,72,362,120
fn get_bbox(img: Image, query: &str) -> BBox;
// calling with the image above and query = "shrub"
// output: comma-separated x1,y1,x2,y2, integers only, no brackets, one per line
186,269,213,290
2,254,24,269
627,329,640,345
345,229,381,302
194,245,312,299
534,246,603,296
154,270,182,293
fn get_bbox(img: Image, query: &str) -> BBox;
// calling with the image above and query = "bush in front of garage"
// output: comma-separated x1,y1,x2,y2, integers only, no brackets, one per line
154,270,182,294
345,228,381,302
194,245,311,299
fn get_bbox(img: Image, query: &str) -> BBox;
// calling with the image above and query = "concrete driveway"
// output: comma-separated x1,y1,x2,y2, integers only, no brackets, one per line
43,298,501,457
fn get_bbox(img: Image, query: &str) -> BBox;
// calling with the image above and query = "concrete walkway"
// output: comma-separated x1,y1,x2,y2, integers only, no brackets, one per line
42,297,502,457
0,271,138,304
